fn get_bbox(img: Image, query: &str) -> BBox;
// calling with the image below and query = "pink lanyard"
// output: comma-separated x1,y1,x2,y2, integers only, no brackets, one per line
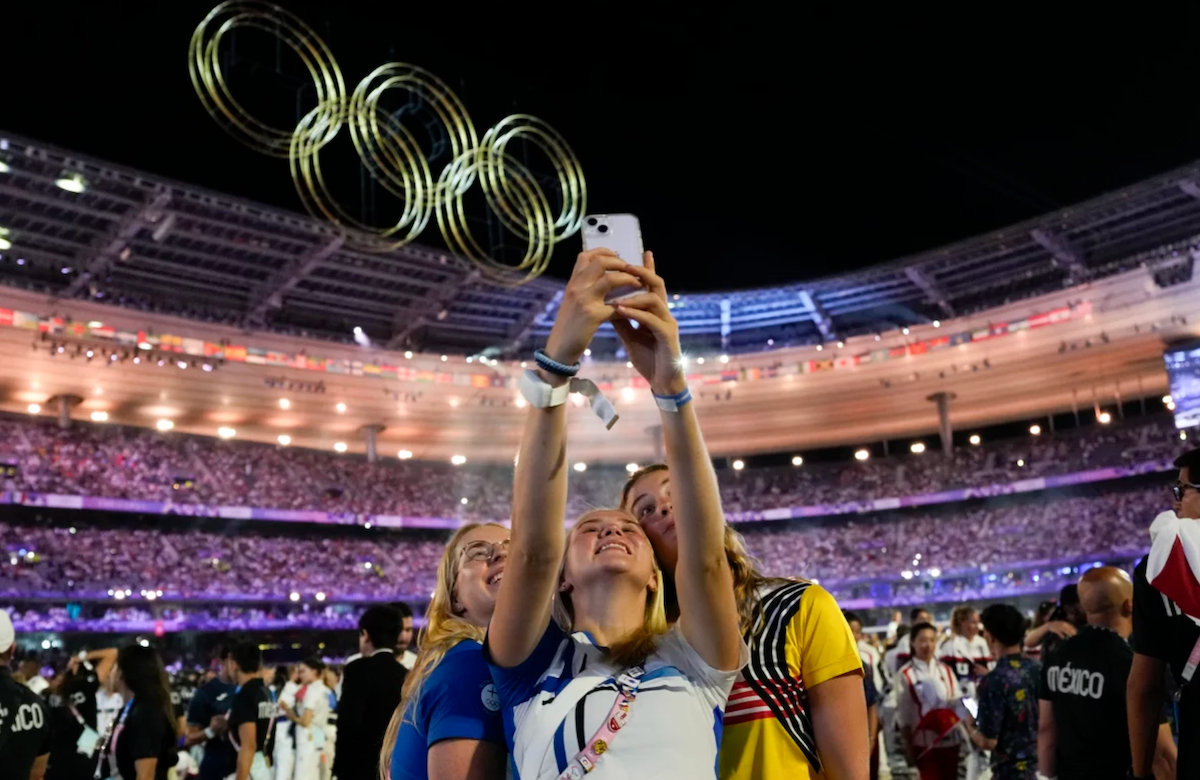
557,665,644,780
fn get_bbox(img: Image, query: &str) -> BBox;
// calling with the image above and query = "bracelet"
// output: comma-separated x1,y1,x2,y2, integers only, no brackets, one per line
534,349,580,378
204,727,215,740
654,387,692,412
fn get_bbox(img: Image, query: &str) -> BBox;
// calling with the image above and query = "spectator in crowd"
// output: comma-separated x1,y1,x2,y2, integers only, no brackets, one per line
393,601,416,671
891,608,933,676
939,606,993,697
105,645,179,780
274,665,300,780
1128,447,1200,780
0,609,52,780
898,622,962,780
965,604,1040,780
1039,566,1176,780
333,606,406,780
847,611,886,780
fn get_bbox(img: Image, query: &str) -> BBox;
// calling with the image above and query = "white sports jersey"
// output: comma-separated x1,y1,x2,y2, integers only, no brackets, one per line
96,689,124,736
859,638,884,694
896,657,962,749
937,634,993,695
487,622,747,780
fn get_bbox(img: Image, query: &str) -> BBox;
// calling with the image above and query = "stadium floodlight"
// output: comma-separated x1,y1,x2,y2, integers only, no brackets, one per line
334,442,347,453
440,355,448,362
26,403,40,414
969,434,982,446
933,320,941,328
277,435,291,446
1163,395,1173,405
451,454,467,466
792,455,804,467
1098,411,1112,424
279,398,290,409
217,427,236,439
626,463,639,473
1029,424,1042,436
573,462,587,473
398,450,413,459
54,171,87,193
155,419,174,431
404,351,413,359
315,592,326,601
90,411,109,422
335,402,346,413
461,497,469,505
732,459,745,471
289,592,300,602
697,357,705,365
910,442,926,454
855,449,870,461
622,387,636,401
902,327,910,335
720,355,730,364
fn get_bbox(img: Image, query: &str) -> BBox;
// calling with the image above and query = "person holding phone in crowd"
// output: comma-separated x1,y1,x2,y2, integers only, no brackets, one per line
485,248,748,779
381,523,509,780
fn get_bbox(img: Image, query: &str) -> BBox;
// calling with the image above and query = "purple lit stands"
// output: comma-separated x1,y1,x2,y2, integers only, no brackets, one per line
0,458,1174,529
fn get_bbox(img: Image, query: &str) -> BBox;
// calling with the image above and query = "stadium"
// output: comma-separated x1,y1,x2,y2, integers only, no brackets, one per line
3,7,1200,780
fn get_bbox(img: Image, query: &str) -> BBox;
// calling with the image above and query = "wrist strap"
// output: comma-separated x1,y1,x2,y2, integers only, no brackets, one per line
534,349,580,377
653,387,692,412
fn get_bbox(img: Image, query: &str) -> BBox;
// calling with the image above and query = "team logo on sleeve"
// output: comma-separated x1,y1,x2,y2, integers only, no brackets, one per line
480,683,500,712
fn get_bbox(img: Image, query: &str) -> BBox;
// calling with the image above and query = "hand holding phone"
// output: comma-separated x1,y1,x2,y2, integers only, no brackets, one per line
581,213,644,302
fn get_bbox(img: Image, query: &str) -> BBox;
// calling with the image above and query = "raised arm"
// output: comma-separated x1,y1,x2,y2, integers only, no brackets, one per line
612,256,742,671
488,249,641,668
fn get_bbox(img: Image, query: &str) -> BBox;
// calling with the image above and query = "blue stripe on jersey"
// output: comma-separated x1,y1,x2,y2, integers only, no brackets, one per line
553,719,569,772
711,706,724,777
641,666,686,684
538,640,578,698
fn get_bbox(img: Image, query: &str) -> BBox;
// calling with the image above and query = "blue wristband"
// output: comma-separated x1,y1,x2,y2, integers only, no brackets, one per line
534,348,581,378
653,387,692,412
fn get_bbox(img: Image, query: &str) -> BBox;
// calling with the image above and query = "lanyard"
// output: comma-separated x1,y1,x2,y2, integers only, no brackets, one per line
93,698,134,780
556,665,644,780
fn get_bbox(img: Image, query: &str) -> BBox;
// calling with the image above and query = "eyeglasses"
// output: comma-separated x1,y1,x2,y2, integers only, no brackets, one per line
1171,481,1200,502
459,539,509,564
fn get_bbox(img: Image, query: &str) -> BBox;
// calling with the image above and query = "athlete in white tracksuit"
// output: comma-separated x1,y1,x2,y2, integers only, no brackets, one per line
273,677,299,780
291,665,329,780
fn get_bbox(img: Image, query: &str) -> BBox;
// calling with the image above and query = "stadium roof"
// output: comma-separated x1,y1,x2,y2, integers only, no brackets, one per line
0,131,1195,356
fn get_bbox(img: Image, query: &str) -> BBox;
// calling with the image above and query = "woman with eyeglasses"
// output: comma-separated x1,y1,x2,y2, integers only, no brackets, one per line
381,523,509,780
486,249,747,780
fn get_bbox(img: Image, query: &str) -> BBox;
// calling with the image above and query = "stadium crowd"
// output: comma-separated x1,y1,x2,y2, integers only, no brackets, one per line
0,413,1181,519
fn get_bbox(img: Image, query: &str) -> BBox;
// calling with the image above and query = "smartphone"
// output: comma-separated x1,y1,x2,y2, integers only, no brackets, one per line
960,696,978,719
581,213,644,302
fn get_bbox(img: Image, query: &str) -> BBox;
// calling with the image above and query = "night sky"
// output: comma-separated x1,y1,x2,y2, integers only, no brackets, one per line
6,3,1200,292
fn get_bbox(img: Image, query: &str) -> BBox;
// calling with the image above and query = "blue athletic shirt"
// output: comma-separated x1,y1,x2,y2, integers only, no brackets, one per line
484,621,747,780
186,678,237,780
390,640,506,780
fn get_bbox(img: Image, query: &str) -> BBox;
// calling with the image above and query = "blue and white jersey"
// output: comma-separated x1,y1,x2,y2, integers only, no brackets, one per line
485,621,746,780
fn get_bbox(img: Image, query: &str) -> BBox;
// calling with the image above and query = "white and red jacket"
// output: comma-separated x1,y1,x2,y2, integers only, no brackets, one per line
937,634,993,696
896,656,963,749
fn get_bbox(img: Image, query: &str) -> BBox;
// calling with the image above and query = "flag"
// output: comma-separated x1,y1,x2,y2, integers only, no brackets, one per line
1147,510,1200,622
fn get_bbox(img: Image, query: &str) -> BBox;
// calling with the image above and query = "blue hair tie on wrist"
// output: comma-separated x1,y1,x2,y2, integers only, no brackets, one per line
534,348,581,378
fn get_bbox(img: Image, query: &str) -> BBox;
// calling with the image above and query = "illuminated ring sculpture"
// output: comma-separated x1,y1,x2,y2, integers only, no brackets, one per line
189,1,345,158
190,4,585,283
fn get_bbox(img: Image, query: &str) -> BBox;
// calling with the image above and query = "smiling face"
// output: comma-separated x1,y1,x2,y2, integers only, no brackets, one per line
452,524,510,627
561,509,658,601
625,469,679,573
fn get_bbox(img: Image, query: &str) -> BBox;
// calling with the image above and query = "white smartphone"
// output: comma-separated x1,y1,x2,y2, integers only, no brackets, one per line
581,213,644,302
960,696,978,719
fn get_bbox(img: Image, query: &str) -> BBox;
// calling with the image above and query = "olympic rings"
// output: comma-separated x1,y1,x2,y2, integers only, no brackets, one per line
190,4,585,283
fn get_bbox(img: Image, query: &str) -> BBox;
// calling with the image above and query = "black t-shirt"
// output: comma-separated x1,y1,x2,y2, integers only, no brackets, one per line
111,698,177,780
227,679,273,756
1039,625,1148,780
1132,557,1200,779
186,678,236,779
0,667,53,779
50,665,101,742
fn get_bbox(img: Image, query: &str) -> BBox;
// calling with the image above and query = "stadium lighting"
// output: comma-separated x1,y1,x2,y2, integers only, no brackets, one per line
928,567,942,578
277,435,291,446
1163,395,1173,404
626,463,640,473
720,355,730,364
1167,401,1176,411
910,442,926,454
573,462,587,473
1017,459,1026,467
26,403,40,414
622,387,636,402
1182,431,1189,441
732,459,745,471
404,351,413,359
901,570,914,580
315,592,326,602
440,355,448,362
334,442,348,453
90,411,109,422
176,360,188,370
584,348,592,357
816,344,823,351
289,592,300,602
451,454,467,466
792,455,804,467
902,327,910,335
969,434,982,446
1098,411,1112,424
335,402,346,413
0,230,10,251
0,158,9,174
54,172,87,193
1029,424,1042,436
696,357,705,365
155,419,174,431
875,334,881,341
933,320,942,328
854,449,870,461
279,398,290,409
626,361,634,369
448,398,459,408
461,497,469,505
836,341,845,349
398,450,413,460
217,427,236,439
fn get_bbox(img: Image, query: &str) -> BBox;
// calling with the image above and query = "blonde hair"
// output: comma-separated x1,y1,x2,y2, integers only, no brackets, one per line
950,605,977,637
553,509,669,669
621,464,792,637
378,523,506,780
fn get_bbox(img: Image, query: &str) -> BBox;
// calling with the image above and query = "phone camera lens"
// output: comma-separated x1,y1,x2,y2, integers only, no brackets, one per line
597,224,609,234
587,217,598,227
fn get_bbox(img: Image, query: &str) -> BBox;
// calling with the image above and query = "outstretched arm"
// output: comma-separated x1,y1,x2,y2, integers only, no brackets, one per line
613,257,741,671
488,249,641,668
